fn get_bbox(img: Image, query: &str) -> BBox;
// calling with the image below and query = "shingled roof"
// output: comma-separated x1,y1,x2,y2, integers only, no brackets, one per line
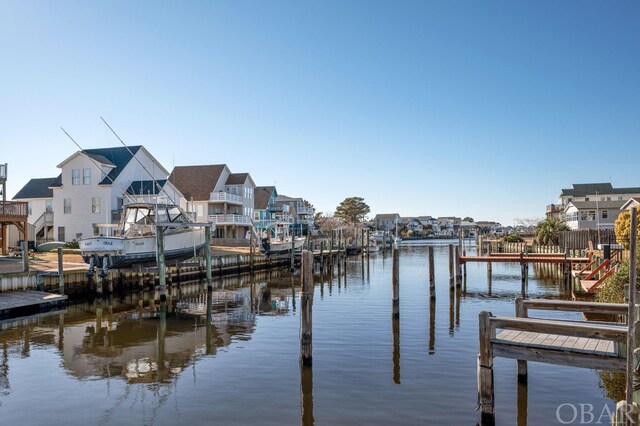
255,186,276,210
169,165,226,201
226,173,248,185
561,183,640,197
13,176,59,199
81,146,142,185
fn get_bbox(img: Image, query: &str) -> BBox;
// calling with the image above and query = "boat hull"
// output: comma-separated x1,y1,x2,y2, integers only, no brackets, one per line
80,228,207,268
260,238,305,256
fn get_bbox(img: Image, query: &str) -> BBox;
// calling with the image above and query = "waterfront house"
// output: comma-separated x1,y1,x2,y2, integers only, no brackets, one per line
12,176,59,244
547,183,640,219
374,213,401,232
437,217,458,237
169,164,256,242
474,221,502,235
620,198,640,211
417,216,440,235
401,217,423,234
275,195,315,236
51,146,181,242
253,186,284,236
563,200,625,230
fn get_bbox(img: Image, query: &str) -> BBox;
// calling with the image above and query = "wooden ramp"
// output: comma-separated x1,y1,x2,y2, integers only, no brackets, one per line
0,290,67,320
495,329,617,357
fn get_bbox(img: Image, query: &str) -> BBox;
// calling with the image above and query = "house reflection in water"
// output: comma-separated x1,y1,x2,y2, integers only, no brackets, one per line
0,281,272,386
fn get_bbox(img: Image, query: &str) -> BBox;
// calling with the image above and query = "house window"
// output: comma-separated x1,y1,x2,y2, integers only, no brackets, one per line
64,198,72,214
45,200,53,212
585,197,589,202
588,211,596,221
83,168,91,185
71,169,80,185
602,210,608,219
91,197,100,214
58,227,65,242
93,226,100,236
581,211,587,221
197,204,204,218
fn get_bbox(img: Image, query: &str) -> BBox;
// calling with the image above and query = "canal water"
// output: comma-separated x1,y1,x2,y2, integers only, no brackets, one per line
0,241,621,425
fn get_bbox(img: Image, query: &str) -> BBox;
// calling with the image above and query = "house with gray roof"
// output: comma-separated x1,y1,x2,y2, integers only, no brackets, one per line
548,183,640,219
169,164,256,241
275,195,315,236
50,146,180,242
12,176,60,243
374,213,401,231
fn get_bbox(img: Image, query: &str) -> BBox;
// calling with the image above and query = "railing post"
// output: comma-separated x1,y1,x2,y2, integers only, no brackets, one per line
515,297,528,383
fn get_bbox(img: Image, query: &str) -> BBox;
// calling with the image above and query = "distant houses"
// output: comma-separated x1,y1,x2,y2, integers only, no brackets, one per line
374,213,401,231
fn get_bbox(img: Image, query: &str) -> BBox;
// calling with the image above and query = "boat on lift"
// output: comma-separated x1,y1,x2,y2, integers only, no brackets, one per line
259,222,305,256
79,201,208,276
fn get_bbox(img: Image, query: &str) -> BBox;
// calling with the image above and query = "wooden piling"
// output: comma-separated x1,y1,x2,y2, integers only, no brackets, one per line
478,311,495,421
627,207,638,411
455,245,462,288
300,250,313,366
157,225,167,301
57,247,64,295
448,244,454,289
21,241,29,272
428,246,435,299
392,242,400,319
393,314,400,384
204,226,212,290
515,297,528,382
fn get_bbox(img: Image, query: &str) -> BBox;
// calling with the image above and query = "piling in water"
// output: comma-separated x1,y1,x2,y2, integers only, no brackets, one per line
428,246,435,299
300,250,314,366
392,243,400,319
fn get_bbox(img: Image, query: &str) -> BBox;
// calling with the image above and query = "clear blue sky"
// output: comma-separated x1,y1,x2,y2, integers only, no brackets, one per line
1,1,638,226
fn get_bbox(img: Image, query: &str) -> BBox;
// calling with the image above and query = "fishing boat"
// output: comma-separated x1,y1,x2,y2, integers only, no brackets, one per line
366,237,380,253
79,202,208,275
259,222,305,256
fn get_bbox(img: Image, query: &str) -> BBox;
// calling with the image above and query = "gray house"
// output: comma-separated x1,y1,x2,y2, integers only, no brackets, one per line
374,213,401,231
564,200,626,230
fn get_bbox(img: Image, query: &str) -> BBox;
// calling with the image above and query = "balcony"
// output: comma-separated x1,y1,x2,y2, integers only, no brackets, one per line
0,201,28,221
210,191,243,205
208,214,252,226
297,206,314,216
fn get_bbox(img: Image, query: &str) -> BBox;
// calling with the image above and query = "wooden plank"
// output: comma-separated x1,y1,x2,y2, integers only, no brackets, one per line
572,337,590,351
562,336,580,349
531,333,550,345
582,338,600,354
493,344,626,371
594,339,615,355
491,316,627,341
496,329,517,340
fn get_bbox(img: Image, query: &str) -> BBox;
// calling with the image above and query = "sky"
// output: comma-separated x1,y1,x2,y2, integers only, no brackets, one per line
1,0,639,226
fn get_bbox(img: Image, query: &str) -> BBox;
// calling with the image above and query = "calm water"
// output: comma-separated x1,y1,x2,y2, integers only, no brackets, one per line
0,241,621,425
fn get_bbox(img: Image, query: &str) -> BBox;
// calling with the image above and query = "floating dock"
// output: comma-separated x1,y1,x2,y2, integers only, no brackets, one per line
0,290,67,320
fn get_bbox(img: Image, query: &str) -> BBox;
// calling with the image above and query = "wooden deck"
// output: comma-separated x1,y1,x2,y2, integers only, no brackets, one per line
495,329,617,357
0,290,67,320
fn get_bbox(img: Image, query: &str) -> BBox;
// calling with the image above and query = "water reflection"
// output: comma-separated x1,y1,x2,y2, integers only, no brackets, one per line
428,298,435,355
301,365,314,425
392,317,400,384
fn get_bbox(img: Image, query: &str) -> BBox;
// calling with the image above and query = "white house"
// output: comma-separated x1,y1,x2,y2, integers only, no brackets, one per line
12,176,58,243
374,213,401,231
563,200,626,230
52,146,182,242
547,183,640,219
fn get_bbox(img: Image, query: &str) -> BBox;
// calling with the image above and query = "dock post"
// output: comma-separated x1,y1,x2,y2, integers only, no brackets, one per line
366,229,370,258
448,244,454,289
478,311,495,422
487,262,492,295
428,246,435,299
157,225,167,302
392,242,400,319
21,241,29,272
57,247,64,295
455,245,462,288
300,250,313,366
520,258,526,298
329,232,334,271
393,311,400,384
626,208,639,412
204,225,212,291
249,231,255,272
290,236,296,272
515,297,528,383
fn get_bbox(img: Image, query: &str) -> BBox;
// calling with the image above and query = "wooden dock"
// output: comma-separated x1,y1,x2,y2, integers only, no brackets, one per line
0,290,67,320
478,298,628,422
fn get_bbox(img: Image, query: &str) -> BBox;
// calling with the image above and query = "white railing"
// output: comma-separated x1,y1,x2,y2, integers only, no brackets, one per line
33,211,54,232
297,207,314,215
208,214,252,225
210,192,243,204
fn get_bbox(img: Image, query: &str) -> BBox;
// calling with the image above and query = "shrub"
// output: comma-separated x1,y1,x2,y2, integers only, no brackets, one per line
504,233,524,243
614,209,640,249
596,253,640,304
64,241,80,249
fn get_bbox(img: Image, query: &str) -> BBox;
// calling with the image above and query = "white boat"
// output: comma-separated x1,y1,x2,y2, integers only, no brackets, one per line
259,222,305,256
79,202,208,274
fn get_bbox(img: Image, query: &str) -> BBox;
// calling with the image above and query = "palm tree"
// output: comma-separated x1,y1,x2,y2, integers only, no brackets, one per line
534,217,569,245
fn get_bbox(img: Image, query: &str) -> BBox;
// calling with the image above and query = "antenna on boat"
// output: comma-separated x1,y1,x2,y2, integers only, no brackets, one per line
60,127,137,204
100,117,177,207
